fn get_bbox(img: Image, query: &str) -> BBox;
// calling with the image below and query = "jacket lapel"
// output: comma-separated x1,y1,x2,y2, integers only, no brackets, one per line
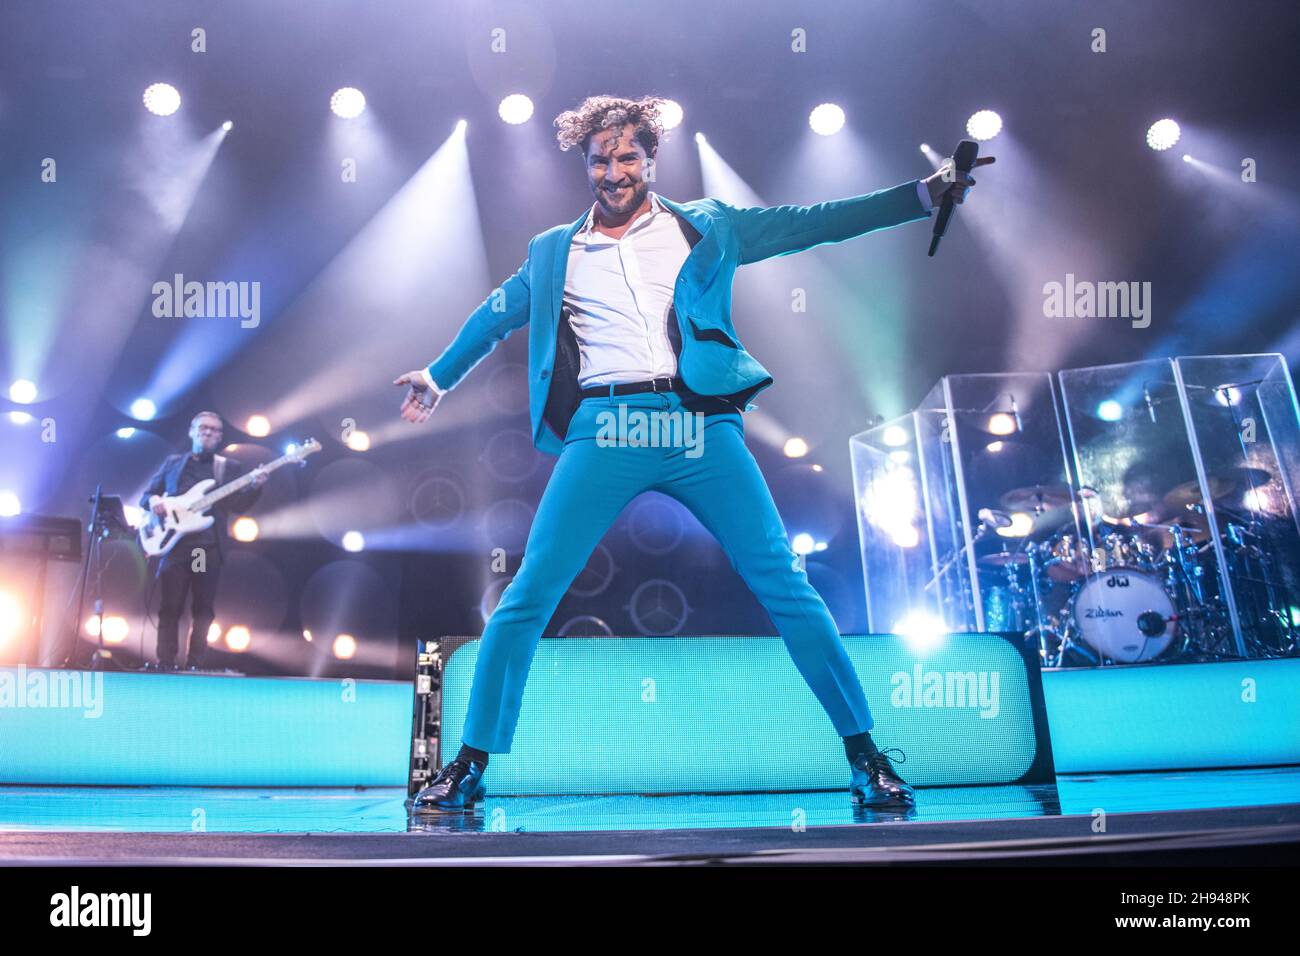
656,196,724,295
167,455,187,495
549,209,592,328
550,195,722,327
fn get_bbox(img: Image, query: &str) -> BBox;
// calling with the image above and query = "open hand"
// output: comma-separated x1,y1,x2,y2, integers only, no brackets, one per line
394,370,439,424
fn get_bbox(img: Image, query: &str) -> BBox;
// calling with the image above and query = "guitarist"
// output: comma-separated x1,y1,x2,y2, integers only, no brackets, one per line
138,410,268,671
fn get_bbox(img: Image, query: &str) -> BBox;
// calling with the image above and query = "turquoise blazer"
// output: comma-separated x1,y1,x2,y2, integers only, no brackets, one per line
425,180,930,455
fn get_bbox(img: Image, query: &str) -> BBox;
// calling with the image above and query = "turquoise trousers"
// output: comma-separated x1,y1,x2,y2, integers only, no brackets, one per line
461,390,875,753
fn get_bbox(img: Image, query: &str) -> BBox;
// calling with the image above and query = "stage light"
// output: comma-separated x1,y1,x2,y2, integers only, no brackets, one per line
988,413,1017,435
882,424,909,447
0,492,20,517
1214,386,1242,406
890,524,921,548
221,120,233,131
84,614,128,643
919,143,930,153
130,398,157,421
1244,488,1274,513
783,437,809,458
808,103,846,136
245,414,271,437
966,109,1003,141
142,83,181,117
330,87,366,119
1097,399,1123,422
231,517,259,542
0,591,22,648
987,441,1005,453
694,132,706,145
333,633,357,659
122,505,143,528
8,412,31,425
498,94,534,125
1146,118,1181,151
284,442,298,455
342,530,365,553
997,512,1034,538
345,430,370,452
302,629,313,642
1182,153,1192,162
115,427,136,438
224,625,251,651
102,616,128,644
791,532,815,555
658,99,684,131
8,380,36,404
207,621,222,644
455,119,468,134
892,611,948,653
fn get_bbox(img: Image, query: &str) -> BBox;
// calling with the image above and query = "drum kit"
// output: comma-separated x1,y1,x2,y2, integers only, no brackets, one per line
970,468,1300,667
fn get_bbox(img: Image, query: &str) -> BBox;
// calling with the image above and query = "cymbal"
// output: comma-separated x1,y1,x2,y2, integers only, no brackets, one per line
1026,505,1075,538
979,551,1029,567
1000,483,1073,513
1163,476,1236,509
1163,467,1274,509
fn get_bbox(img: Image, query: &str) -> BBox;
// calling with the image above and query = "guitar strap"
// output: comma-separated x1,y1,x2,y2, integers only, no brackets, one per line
214,454,228,487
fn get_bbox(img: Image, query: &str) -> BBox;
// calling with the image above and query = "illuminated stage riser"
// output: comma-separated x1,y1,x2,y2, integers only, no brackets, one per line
0,645,1296,788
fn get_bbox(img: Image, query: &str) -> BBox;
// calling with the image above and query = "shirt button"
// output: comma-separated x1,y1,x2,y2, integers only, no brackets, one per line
540,370,549,379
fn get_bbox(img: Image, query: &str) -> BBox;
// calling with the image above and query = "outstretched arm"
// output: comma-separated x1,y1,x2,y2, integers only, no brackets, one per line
720,156,994,264
395,253,532,423
719,181,931,265
427,255,532,390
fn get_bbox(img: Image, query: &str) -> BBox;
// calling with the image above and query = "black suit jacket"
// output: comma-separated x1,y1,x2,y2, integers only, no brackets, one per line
139,452,263,562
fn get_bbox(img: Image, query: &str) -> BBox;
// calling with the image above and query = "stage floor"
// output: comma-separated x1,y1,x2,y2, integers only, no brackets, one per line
0,766,1297,864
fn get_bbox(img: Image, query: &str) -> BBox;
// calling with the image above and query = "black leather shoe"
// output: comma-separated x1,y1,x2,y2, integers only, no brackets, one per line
410,757,488,814
849,747,916,809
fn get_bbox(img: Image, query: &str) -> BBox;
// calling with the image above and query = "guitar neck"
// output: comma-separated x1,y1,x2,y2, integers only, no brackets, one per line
192,455,290,512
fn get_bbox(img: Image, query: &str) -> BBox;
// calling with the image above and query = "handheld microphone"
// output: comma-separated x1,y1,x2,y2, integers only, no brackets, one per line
928,139,980,257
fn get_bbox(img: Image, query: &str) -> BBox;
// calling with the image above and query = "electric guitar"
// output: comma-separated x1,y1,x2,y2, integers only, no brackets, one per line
138,438,321,558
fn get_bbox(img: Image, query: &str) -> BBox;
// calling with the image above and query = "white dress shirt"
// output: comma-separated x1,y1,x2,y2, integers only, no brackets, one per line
564,191,692,388
423,182,933,394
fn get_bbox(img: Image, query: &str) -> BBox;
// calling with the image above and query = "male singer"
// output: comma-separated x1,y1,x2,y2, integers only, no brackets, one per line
394,95,992,812
139,411,267,671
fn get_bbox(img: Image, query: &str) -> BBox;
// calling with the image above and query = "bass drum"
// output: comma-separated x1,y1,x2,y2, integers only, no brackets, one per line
1071,568,1176,663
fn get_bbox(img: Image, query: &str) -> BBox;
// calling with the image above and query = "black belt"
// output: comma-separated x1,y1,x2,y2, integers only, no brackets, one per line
579,376,685,399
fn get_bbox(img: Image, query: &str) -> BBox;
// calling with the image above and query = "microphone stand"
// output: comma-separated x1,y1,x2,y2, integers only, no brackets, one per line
68,484,118,671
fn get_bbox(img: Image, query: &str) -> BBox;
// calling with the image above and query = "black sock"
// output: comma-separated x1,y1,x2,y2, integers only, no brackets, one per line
843,731,878,761
457,743,489,766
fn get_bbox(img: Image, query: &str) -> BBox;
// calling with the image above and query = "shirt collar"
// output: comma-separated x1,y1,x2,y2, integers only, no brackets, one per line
579,191,666,239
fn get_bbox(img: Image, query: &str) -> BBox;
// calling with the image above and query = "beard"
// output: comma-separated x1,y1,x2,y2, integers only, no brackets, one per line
595,179,647,216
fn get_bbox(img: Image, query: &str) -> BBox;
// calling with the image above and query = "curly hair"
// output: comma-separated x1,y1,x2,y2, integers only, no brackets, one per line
554,95,668,156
